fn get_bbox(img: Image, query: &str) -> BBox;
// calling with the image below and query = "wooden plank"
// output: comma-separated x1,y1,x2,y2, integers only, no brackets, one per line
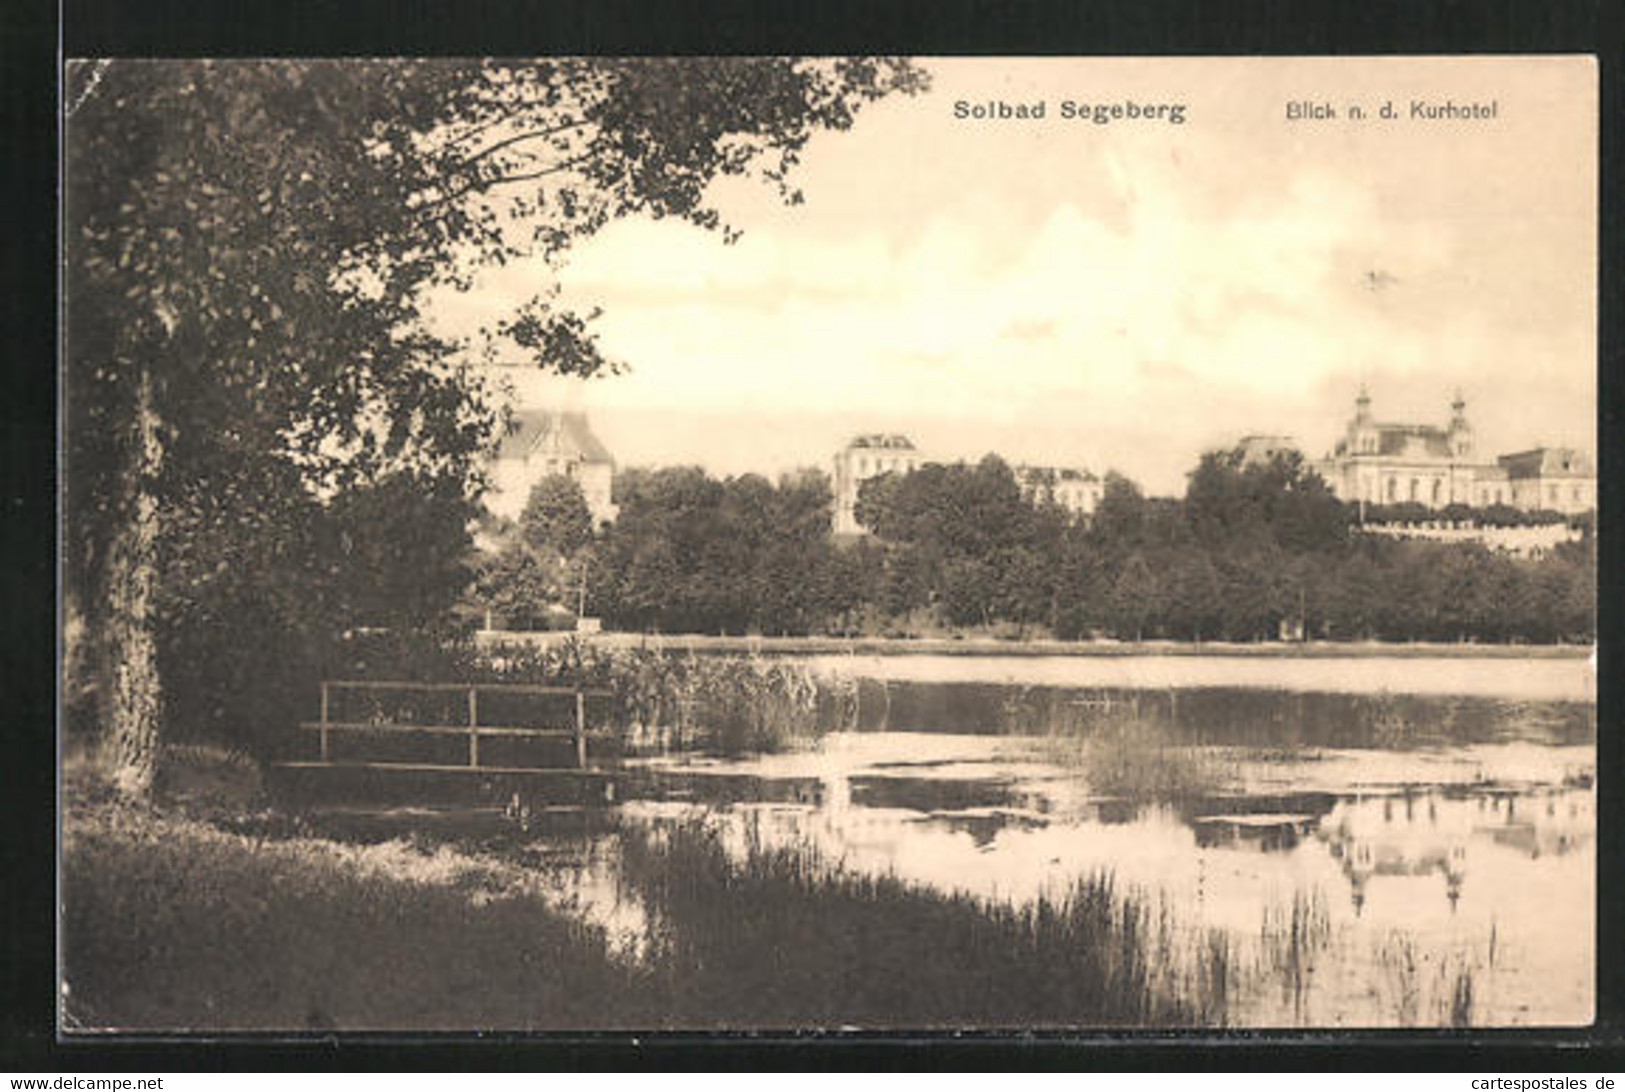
575,690,587,768
319,681,330,762
271,760,615,777
296,722,593,738
323,679,612,697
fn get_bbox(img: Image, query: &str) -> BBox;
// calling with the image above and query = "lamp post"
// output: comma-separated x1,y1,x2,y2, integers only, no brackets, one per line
577,554,589,619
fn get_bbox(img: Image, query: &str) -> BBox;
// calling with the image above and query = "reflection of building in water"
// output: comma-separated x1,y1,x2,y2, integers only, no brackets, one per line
1318,791,1471,915
929,809,1048,850
848,774,1032,814
1186,792,1339,852
1474,790,1594,859
1191,814,1316,852
1319,787,1597,916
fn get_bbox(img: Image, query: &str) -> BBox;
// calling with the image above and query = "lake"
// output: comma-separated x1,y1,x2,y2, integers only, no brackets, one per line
311,651,1598,1027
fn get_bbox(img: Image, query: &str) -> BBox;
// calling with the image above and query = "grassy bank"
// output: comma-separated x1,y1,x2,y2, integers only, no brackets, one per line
63,745,1236,1031
63,800,1227,1030
62,784,655,1031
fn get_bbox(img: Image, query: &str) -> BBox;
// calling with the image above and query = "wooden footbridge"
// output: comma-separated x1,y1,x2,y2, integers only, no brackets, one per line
268,679,829,810
270,679,623,807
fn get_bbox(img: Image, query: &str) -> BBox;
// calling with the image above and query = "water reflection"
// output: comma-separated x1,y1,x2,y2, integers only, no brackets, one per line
806,669,1595,748
620,729,1594,1026
295,663,1596,1026
806,652,1594,702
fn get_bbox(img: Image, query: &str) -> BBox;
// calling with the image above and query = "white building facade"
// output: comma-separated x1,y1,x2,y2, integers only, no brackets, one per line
1014,465,1103,518
832,433,1102,534
1313,389,1594,515
486,410,618,528
832,434,922,535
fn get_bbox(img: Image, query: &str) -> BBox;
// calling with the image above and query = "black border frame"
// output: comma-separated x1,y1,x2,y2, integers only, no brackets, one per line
6,0,1621,1071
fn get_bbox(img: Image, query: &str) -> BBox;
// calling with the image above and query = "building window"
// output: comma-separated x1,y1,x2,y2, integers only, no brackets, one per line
1386,478,1397,502
1409,478,1419,502
1431,480,1442,504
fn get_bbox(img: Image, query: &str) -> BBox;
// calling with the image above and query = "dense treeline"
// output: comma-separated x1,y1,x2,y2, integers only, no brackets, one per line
591,467,843,635
484,450,1594,644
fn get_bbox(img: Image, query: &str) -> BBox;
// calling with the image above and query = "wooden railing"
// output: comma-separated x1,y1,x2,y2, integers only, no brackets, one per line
302,680,613,770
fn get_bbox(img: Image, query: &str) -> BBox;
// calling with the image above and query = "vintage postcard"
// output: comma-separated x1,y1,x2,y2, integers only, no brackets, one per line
61,55,1596,1032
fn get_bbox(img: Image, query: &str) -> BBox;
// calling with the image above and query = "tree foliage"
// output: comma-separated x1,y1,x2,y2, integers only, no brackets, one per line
591,468,838,636
471,445,1594,645
519,475,594,559
64,57,927,788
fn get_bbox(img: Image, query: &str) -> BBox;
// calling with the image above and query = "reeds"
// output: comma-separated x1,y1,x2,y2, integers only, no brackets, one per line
1073,713,1237,804
321,637,847,757
1373,931,1484,1027
615,820,1232,1028
1258,889,1332,1021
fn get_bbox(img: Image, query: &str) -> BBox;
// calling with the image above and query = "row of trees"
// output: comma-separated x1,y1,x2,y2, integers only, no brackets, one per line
480,468,849,636
482,449,1594,645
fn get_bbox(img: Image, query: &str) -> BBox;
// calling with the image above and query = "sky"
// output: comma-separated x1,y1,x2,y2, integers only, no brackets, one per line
425,56,1597,496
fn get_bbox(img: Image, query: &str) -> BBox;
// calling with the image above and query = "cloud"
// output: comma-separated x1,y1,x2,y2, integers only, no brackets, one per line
420,57,1592,494
481,156,1485,451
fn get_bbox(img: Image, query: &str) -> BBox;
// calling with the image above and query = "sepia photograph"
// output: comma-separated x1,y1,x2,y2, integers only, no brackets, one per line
60,54,1597,1033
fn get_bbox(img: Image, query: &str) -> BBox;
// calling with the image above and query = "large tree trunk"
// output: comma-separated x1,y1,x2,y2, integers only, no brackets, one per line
100,363,164,800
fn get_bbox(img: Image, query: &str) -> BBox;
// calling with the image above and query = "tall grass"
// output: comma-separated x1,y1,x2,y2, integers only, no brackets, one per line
61,800,656,1031
1069,714,1237,804
1257,889,1332,1021
618,652,834,756
62,793,1230,1031
616,821,1230,1028
328,636,847,757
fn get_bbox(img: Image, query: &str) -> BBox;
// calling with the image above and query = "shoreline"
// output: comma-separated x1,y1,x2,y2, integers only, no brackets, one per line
476,631,1593,661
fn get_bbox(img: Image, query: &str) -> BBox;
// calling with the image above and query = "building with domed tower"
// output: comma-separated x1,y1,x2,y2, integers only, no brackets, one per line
1312,388,1593,515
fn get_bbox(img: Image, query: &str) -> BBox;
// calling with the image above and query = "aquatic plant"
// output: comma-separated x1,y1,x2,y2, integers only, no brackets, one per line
316,636,848,757
1446,962,1475,1028
1257,889,1332,1021
1071,713,1237,804
616,819,1231,1027
1376,931,1422,1024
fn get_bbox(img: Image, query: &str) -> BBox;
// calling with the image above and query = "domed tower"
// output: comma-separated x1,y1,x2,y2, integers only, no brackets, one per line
1448,390,1473,459
1345,384,1376,456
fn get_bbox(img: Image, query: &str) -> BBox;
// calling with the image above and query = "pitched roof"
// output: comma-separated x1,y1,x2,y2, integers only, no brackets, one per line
495,410,614,465
1234,435,1301,467
1016,464,1098,484
847,433,916,451
1498,447,1593,478
1372,424,1453,458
